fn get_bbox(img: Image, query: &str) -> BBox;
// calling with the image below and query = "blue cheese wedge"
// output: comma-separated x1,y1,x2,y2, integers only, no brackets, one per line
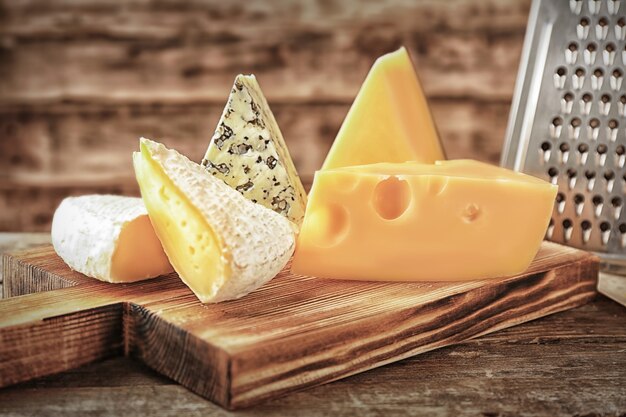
201,74,307,229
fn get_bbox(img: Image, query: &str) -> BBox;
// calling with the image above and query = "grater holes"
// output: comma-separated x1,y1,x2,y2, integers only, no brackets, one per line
608,119,619,141
610,68,623,91
554,67,568,89
575,194,586,216
578,17,591,40
608,0,621,15
570,117,582,139
563,218,574,242
567,167,578,189
604,169,616,192
551,117,563,138
600,221,611,245
611,196,623,220
578,143,590,164
619,95,626,118
588,117,600,140
566,42,579,64
618,223,626,248
615,145,625,168
540,141,552,163
586,169,597,191
571,0,583,14
599,93,612,115
591,68,604,90
581,219,592,243
555,192,565,215
584,42,597,65
593,194,604,217
617,17,626,41
580,93,593,115
597,17,609,40
597,143,608,165
561,92,575,114
603,42,617,65
588,0,601,15
548,167,559,184
573,67,586,89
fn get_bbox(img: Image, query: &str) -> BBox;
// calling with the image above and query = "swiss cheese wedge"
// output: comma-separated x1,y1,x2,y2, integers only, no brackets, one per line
322,47,444,169
51,195,173,283
292,160,557,282
202,74,307,228
134,138,295,303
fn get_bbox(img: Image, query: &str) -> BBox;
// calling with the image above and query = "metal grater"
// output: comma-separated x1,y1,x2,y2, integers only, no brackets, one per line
502,0,626,273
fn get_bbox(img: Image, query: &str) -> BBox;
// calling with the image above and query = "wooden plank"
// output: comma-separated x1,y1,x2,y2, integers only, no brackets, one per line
0,233,51,293
0,34,524,103
0,0,531,36
0,0,529,102
0,242,598,409
0,298,623,417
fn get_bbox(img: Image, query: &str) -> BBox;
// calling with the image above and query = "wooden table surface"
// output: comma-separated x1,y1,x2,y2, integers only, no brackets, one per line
0,233,625,417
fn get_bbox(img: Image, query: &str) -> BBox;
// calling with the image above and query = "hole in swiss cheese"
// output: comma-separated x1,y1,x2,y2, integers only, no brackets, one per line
372,176,411,220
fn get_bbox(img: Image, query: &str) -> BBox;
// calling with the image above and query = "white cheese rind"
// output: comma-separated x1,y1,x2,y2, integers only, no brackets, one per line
140,138,296,303
201,74,307,229
51,195,152,283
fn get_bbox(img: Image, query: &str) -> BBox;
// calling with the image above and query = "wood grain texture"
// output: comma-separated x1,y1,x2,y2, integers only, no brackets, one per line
0,242,598,409
0,0,529,102
1,298,625,417
0,0,529,232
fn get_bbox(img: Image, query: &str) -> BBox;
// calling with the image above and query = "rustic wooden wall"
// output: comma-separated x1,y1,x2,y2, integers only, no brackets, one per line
0,0,532,232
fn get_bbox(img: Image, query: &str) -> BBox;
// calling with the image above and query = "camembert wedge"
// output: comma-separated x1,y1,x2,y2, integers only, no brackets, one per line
322,47,445,169
51,195,173,283
134,138,295,303
201,74,307,228
292,160,557,282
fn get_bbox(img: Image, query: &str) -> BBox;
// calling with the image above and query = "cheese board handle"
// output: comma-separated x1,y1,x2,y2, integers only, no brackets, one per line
0,284,124,388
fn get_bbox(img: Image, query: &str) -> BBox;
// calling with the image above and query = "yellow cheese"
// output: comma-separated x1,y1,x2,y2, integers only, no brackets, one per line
322,47,444,170
51,195,173,283
133,138,295,303
292,160,557,281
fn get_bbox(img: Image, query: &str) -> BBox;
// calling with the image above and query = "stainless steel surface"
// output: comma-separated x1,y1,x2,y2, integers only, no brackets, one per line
502,0,626,271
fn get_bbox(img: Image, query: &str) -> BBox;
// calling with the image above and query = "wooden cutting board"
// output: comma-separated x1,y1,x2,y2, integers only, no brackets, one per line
0,242,598,409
